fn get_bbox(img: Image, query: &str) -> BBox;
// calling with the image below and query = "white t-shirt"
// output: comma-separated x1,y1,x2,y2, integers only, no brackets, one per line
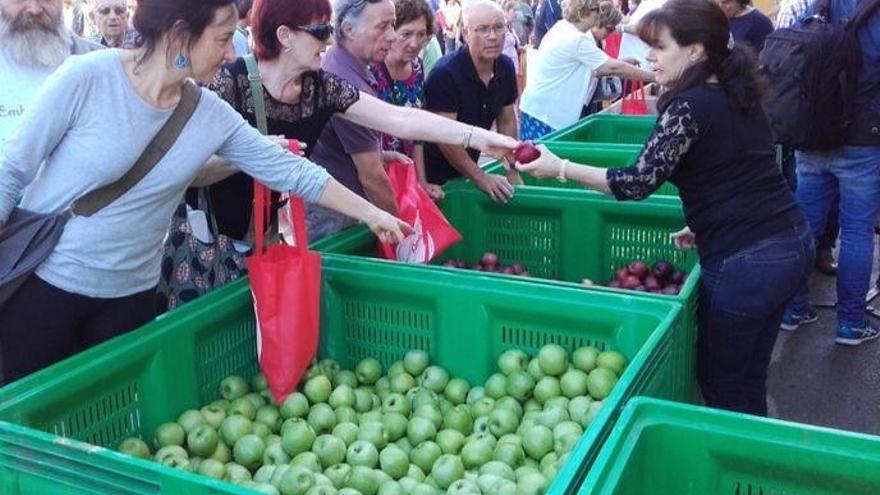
0,52,56,144
519,20,610,130
619,0,667,67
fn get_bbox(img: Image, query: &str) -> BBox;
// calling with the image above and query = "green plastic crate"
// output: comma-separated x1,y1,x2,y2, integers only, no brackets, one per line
581,397,880,494
481,142,678,197
548,115,656,145
313,183,701,404
0,255,681,495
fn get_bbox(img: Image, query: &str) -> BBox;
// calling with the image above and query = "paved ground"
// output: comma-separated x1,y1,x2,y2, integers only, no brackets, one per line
767,247,880,435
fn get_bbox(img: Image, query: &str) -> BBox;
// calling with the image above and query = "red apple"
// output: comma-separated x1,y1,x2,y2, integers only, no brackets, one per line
652,261,673,281
615,267,629,282
513,141,541,164
622,275,642,289
627,261,649,280
644,275,662,292
481,252,499,267
511,263,525,275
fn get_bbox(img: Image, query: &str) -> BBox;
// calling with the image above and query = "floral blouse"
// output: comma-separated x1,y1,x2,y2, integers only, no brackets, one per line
368,59,426,157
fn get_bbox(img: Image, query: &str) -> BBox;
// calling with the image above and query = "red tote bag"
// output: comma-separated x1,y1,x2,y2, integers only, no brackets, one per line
621,80,650,115
247,182,322,404
378,161,462,264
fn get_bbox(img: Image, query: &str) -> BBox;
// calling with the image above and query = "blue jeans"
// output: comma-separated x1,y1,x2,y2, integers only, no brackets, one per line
788,147,880,327
698,222,814,416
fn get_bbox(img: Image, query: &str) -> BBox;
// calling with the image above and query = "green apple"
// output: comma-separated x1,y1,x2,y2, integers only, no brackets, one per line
220,415,252,447
154,422,185,449
410,441,442,474
243,482,281,495
256,405,283,433
381,393,411,416
305,375,333,403
251,372,269,392
332,422,359,446
540,452,559,479
281,417,305,436
522,426,553,461
447,479,481,494
186,424,219,457
493,440,525,468
571,346,599,373
353,387,375,413
387,361,406,378
226,462,252,483
526,358,545,381
379,445,410,480
498,434,523,448
483,374,507,400
358,421,388,449
436,429,466,455
461,439,493,469
263,441,291,465
555,433,580,455
329,385,356,409
494,397,523,418
375,377,391,396
403,350,430,376
479,461,516,482
488,408,519,437
118,437,151,459
414,404,443,429
319,358,341,377
346,440,379,468
200,404,227,429
281,393,310,419
291,451,322,472
473,416,490,435
560,369,589,399
305,485,336,495
358,411,381,425
409,387,438,408
406,464,426,482
312,434,346,468
334,370,359,389
154,445,188,461
382,412,408,442
334,406,358,425
233,434,264,469
221,375,250,401
553,421,583,440
497,349,529,376
472,397,495,418
281,421,316,457
524,399,542,414
533,377,561,405
466,387,485,405
431,454,465,489
260,388,275,405
252,422,272,439
266,434,283,448
418,366,449,393
378,480,405,495
537,345,568,377
583,401,603,428
395,437,413,455
444,405,474,435
545,396,570,412
388,372,415,394
244,392,267,410
308,403,337,434
505,371,535,402
567,396,593,425
587,368,618,400
196,458,226,480
279,465,315,495
596,350,626,376
476,473,504,494
515,472,547,495
229,398,257,420
439,399,454,415
254,465,277,484
356,358,382,385
515,465,541,482
343,465,379,495
441,378,469,405
325,465,352,489
411,482,439,495
406,416,437,445
178,409,207,434
536,407,569,429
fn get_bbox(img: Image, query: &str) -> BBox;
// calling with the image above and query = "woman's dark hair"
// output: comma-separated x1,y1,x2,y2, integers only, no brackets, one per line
237,0,254,20
637,0,766,114
394,0,435,35
133,0,236,63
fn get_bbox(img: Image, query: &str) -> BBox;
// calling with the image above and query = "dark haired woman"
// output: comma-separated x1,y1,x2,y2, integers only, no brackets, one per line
516,0,812,416
202,0,517,241
0,0,415,383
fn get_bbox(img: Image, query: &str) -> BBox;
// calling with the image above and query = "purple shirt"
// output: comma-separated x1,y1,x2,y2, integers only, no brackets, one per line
311,45,380,197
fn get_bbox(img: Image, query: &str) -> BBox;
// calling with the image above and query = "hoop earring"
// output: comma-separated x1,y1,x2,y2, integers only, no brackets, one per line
174,53,190,70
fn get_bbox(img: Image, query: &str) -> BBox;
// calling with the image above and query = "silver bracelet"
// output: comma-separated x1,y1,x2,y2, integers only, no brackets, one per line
463,126,474,149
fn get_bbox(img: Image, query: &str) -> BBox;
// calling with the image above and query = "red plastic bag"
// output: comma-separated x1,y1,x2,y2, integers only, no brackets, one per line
604,31,622,59
247,182,321,404
621,80,649,115
378,162,461,264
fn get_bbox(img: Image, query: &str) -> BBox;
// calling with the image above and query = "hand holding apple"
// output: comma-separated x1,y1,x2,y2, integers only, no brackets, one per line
514,144,564,180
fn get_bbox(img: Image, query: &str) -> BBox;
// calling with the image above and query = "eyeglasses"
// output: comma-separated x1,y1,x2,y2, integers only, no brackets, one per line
298,23,334,41
472,23,508,37
96,6,127,16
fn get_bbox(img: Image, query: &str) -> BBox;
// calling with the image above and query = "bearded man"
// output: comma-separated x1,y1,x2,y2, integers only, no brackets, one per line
0,0,99,142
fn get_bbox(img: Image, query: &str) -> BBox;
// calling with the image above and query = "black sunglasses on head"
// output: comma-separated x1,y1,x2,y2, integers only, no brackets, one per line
298,23,334,41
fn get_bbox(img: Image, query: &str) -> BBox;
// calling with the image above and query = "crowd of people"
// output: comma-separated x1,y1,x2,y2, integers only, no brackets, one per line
1,0,879,421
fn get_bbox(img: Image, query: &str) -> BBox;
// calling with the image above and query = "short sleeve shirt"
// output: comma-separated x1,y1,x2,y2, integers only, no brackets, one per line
422,46,518,184
729,9,774,51
369,59,426,157
311,46,381,197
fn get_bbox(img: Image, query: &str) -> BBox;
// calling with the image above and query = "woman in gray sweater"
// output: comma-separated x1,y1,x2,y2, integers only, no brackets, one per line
0,0,516,383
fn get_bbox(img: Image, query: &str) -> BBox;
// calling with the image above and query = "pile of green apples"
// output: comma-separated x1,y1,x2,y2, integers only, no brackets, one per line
117,344,627,495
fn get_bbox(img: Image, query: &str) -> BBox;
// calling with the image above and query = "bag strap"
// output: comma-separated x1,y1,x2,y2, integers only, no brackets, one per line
72,80,201,217
244,54,269,135
849,0,880,30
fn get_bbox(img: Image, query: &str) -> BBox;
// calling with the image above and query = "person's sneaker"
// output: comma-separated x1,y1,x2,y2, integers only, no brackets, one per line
835,323,880,346
780,308,819,331
815,249,837,276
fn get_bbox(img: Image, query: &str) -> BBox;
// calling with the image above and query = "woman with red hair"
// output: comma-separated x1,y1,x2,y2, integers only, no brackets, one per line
202,0,516,242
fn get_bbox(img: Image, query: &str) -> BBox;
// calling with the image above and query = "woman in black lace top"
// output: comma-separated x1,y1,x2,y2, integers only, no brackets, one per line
517,0,813,417
197,0,516,240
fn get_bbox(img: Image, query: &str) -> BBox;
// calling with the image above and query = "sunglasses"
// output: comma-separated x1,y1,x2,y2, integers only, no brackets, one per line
297,23,334,41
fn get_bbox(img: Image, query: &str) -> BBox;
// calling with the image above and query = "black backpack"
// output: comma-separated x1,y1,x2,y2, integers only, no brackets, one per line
759,0,880,150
